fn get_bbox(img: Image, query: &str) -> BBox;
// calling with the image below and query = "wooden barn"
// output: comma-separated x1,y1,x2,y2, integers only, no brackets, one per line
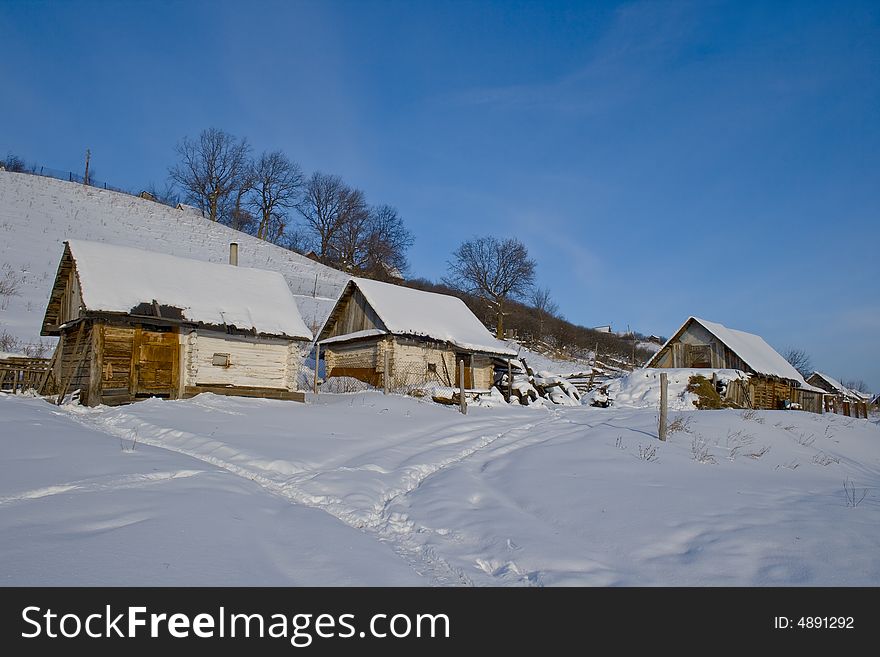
645,316,825,413
41,240,313,406
315,278,517,390
805,372,865,403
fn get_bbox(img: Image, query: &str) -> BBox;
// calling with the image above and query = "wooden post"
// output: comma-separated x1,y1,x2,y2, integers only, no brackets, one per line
83,149,90,185
659,372,668,441
384,347,390,395
506,359,512,403
86,324,103,406
459,359,467,415
313,344,320,394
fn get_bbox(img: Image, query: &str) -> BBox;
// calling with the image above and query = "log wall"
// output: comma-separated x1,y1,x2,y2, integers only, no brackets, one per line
185,330,302,391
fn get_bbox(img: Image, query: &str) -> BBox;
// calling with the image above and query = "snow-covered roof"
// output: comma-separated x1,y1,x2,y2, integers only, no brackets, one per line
318,328,385,346
810,372,872,400
809,372,849,395
55,240,312,339
319,278,517,356
649,317,812,386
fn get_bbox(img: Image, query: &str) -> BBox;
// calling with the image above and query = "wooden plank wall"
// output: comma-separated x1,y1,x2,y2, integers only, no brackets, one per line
324,337,497,391
101,325,135,402
57,321,94,403
326,287,384,338
324,340,381,385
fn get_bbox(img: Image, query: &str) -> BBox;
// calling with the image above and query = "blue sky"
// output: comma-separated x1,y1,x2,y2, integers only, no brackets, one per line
1,0,878,389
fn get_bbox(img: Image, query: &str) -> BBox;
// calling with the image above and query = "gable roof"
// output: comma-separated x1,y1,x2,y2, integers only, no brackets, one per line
808,372,848,395
42,240,312,340
647,316,809,384
317,277,517,356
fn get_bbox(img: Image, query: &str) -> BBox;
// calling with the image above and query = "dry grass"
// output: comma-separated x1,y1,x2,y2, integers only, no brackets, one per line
691,436,716,464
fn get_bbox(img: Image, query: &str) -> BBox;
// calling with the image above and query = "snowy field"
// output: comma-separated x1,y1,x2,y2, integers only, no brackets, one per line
2,391,879,586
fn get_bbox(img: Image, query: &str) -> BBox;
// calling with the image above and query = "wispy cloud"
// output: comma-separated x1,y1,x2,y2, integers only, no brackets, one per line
441,0,707,114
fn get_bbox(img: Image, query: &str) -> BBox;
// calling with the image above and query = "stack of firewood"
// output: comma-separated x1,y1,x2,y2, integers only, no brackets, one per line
497,361,582,406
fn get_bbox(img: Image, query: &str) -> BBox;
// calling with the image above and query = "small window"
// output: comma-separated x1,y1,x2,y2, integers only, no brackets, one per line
212,353,231,367
427,363,437,373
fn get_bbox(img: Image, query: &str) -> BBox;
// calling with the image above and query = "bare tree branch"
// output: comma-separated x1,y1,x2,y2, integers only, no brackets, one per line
168,128,251,222
250,151,304,242
445,236,536,338
783,347,813,378
295,172,348,261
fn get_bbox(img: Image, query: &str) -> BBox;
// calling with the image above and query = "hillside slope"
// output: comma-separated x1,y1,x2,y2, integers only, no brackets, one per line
0,171,350,345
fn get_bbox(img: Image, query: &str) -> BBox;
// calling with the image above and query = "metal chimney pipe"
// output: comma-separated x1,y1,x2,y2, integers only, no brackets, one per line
229,242,238,266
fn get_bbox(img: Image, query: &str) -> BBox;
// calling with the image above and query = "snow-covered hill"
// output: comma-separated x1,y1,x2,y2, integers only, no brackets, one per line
0,171,351,345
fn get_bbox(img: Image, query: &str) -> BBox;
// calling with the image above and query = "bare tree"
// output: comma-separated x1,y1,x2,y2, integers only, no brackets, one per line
250,151,304,241
327,187,370,270
144,182,179,206
445,236,536,338
783,347,813,378
362,204,414,280
842,379,870,394
296,172,348,261
530,286,559,343
168,128,251,222
227,160,256,232
2,153,27,172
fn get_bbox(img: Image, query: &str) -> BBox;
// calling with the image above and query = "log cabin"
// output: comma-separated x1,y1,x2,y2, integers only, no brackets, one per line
645,316,825,413
41,240,313,406
315,278,517,391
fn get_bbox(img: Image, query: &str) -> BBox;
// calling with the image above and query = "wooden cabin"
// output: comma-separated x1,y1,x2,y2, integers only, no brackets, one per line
806,372,864,404
645,317,825,413
315,278,517,391
807,372,873,415
41,240,313,406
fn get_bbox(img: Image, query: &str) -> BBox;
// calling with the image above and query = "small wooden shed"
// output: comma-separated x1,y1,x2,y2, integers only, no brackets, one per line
41,240,313,406
315,278,517,390
805,372,863,403
646,316,825,413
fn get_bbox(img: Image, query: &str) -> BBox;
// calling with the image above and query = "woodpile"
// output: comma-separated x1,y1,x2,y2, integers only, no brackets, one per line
497,360,581,406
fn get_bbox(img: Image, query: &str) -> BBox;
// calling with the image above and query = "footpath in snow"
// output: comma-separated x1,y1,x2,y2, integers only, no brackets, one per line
3,390,878,586
0,393,423,585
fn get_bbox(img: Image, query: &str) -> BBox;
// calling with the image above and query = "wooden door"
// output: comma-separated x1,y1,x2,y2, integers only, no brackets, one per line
131,327,179,398
455,353,473,389
686,344,712,368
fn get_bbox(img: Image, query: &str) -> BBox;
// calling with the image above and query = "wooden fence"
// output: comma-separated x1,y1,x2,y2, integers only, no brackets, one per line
824,396,871,419
0,356,53,394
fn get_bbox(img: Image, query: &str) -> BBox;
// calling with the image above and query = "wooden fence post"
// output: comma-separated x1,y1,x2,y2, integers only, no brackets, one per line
459,359,467,415
506,359,512,403
313,344,320,394
384,348,390,395
659,372,668,441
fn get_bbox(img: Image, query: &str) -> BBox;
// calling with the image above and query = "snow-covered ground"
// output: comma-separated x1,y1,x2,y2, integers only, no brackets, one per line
0,393,422,585
3,391,878,586
0,171,350,344
603,367,746,410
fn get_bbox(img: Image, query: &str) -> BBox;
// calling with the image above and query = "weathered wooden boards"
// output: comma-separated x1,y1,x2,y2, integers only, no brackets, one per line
0,356,52,393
